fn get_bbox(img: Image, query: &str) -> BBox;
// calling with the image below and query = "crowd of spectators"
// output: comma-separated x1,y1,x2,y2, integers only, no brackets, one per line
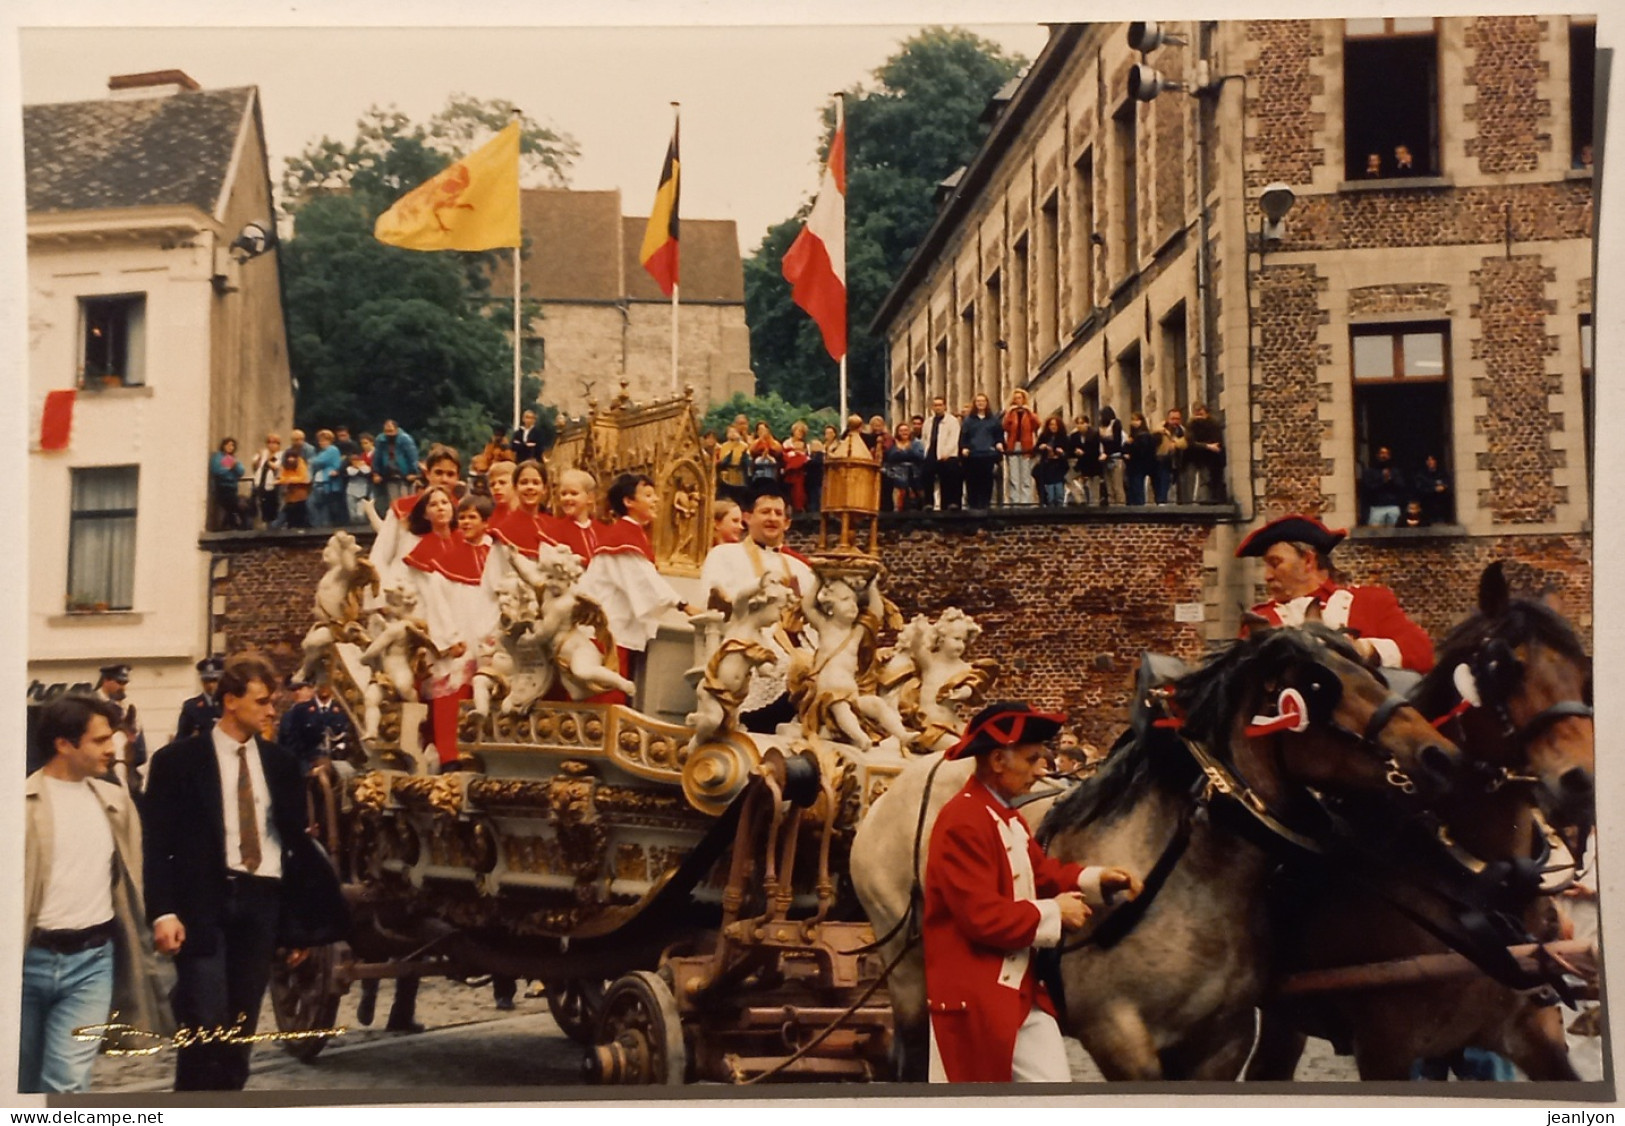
1358,446,1453,527
214,395,1232,533
703,396,1229,516
209,416,524,532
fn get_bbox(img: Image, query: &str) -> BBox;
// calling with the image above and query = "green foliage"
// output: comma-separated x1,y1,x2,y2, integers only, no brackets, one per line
699,392,841,441
745,27,1026,415
280,97,575,442
282,97,578,207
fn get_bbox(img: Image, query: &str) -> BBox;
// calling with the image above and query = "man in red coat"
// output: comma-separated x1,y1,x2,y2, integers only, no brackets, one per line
1236,513,1434,672
924,702,1141,1084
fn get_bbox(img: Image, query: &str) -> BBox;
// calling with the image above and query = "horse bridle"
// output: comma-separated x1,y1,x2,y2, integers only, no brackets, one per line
1349,691,1430,795
1442,637,1594,784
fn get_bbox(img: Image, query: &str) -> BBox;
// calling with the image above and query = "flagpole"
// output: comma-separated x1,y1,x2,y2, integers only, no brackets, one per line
511,109,523,429
835,93,847,421
670,102,681,394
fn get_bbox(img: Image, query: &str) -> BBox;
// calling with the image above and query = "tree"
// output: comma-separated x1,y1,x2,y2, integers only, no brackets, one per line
700,392,840,442
279,97,574,444
745,28,1026,415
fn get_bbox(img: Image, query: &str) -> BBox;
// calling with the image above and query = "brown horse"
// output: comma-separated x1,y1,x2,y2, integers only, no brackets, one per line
852,620,1464,1082
1246,561,1594,1081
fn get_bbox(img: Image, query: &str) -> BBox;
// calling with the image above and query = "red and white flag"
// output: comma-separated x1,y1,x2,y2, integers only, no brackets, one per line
782,110,846,362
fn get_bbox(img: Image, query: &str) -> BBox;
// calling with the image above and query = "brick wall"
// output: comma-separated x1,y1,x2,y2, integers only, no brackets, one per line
1470,255,1562,523
1465,16,1552,174
1282,181,1592,252
1253,263,1329,514
207,517,1589,751
1347,283,1452,317
1336,532,1592,640
1245,20,1327,189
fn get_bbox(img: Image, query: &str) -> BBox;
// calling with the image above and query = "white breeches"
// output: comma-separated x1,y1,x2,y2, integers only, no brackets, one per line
927,1005,1071,1084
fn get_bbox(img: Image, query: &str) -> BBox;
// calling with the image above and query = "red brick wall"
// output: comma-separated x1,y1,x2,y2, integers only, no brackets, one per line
1253,263,1329,515
1281,181,1592,252
1466,16,1552,174
1336,532,1592,640
1245,20,1327,190
1470,255,1563,523
207,521,1590,750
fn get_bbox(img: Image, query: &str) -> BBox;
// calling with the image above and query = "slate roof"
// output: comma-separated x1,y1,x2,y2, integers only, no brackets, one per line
24,86,254,216
620,216,743,303
492,187,743,304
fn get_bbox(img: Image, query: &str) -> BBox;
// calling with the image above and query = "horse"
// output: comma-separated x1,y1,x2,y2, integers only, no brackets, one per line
850,621,1464,1081
1246,561,1595,1081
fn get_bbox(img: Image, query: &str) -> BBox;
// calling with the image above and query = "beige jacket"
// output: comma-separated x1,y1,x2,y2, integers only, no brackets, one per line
24,771,175,1047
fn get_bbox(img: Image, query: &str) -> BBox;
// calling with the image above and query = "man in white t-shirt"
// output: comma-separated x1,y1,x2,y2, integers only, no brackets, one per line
699,483,815,732
22,695,167,1092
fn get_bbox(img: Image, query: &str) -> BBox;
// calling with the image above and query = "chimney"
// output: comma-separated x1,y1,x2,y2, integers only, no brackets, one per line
107,70,201,100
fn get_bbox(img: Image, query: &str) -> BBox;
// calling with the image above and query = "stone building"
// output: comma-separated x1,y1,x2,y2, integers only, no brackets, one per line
24,69,294,735
487,188,755,420
872,19,1595,641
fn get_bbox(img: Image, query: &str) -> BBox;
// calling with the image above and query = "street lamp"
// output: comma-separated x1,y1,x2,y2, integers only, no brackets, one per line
229,220,278,262
1259,182,1297,248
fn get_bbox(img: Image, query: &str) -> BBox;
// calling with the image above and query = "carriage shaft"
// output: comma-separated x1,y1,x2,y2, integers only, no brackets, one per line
1275,940,1598,996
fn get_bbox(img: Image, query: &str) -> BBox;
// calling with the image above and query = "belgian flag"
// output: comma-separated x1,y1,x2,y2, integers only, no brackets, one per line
639,119,680,296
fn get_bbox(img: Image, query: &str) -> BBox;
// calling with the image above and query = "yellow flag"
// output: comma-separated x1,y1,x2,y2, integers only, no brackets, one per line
374,121,521,251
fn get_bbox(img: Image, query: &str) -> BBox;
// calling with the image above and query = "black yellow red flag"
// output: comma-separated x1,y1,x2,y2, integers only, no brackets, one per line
639,121,680,295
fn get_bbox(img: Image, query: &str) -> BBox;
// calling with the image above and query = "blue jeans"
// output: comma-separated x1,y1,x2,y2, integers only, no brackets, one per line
19,942,115,1093
1041,481,1067,506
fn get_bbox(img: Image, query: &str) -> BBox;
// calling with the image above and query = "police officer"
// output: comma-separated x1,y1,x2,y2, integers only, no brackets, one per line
94,664,147,797
174,655,226,742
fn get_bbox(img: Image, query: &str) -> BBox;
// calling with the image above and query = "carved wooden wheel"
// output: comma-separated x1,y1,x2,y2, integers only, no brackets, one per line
545,977,608,1044
269,942,345,1062
587,970,687,1084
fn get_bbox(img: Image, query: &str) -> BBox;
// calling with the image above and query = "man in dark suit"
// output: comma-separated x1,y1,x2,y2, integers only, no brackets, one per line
142,654,347,1090
511,408,544,465
173,655,225,743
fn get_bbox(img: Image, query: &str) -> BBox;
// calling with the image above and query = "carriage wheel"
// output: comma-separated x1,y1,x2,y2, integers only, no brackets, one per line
586,970,687,1084
545,977,608,1045
269,943,345,1062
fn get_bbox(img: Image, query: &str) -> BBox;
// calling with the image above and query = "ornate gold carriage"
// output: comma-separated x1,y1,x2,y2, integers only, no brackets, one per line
271,391,913,1085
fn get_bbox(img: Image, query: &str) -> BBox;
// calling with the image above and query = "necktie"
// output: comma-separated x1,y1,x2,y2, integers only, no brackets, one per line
929,417,941,458
236,744,262,873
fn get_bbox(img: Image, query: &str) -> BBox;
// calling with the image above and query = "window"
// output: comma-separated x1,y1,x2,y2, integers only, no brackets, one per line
67,466,138,610
1571,21,1596,169
1118,343,1143,417
78,295,146,388
1010,236,1030,382
982,271,1003,403
1344,20,1439,179
1071,150,1096,320
1350,324,1453,524
1081,377,1101,426
935,336,951,408
957,304,975,403
1037,194,1060,360
1580,315,1593,486
1114,103,1139,273
1160,303,1190,415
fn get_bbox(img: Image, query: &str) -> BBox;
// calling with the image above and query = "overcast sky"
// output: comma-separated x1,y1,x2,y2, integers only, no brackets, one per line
17,20,1051,255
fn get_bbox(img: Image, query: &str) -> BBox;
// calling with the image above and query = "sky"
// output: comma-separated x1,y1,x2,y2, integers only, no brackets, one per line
16,20,1051,255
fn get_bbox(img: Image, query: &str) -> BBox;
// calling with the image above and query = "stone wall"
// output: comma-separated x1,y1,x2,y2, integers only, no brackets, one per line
1253,263,1330,515
205,516,1590,752
1465,16,1552,174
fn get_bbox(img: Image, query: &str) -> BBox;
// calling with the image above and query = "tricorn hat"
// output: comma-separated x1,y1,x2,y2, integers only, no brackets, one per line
944,701,1068,761
196,654,226,678
98,663,131,684
1235,514,1347,559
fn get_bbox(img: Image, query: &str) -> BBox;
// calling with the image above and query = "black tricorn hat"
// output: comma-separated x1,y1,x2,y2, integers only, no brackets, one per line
1235,514,1347,559
944,701,1068,761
